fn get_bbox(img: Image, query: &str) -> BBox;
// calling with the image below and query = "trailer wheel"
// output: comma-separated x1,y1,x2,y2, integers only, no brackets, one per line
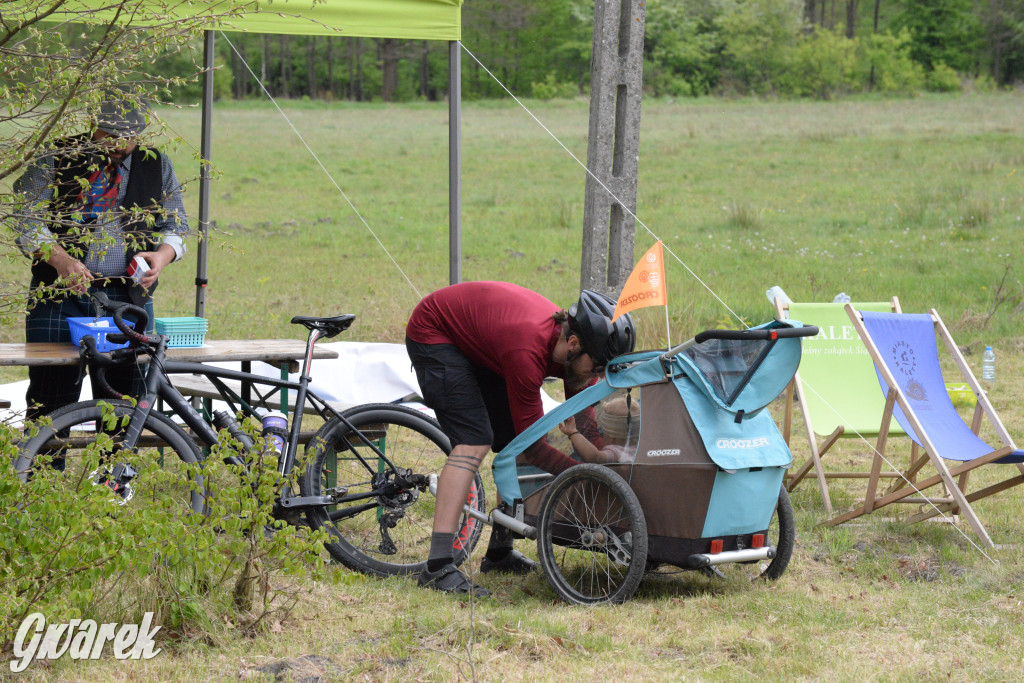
536,464,648,605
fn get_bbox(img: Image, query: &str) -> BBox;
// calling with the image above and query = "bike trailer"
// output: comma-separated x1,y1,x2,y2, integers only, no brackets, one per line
490,320,812,601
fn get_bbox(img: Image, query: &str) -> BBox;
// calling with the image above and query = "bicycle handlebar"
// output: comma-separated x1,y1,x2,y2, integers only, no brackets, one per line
91,292,160,347
78,335,139,399
693,325,819,344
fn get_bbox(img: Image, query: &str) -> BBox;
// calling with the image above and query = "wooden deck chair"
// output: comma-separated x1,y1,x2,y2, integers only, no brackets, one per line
774,298,905,514
837,306,1024,547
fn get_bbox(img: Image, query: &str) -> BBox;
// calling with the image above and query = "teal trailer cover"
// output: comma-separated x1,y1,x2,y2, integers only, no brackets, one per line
677,320,806,417
702,467,785,537
673,375,791,471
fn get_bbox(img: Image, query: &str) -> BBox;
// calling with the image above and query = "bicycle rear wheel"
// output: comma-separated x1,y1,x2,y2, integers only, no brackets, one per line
16,399,207,515
300,404,486,577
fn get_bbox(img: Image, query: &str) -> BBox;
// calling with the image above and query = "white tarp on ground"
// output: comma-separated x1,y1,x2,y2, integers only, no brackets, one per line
1,341,561,426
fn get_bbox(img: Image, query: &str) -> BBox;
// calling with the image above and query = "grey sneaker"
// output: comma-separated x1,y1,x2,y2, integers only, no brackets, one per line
418,563,491,597
480,549,538,575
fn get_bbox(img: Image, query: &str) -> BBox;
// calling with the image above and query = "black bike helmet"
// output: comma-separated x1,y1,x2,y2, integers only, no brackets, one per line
567,290,636,367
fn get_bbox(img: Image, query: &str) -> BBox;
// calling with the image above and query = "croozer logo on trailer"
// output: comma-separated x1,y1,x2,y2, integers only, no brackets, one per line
715,437,770,450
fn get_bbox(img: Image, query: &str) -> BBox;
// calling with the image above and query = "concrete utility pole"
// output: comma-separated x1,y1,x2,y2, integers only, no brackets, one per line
580,0,646,297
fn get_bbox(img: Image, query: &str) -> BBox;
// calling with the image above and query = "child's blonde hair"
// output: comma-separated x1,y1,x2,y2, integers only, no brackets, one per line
596,395,640,443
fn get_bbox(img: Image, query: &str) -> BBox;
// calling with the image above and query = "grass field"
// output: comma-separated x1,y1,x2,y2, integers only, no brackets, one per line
2,93,1024,680
3,93,1022,347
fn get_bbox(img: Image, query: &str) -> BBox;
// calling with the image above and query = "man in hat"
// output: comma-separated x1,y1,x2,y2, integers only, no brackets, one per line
13,92,189,430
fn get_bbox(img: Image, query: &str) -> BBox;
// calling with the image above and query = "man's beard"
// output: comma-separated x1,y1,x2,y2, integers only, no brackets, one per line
562,352,593,393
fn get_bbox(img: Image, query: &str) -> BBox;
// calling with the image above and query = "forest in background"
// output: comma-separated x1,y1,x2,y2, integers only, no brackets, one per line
132,0,1024,103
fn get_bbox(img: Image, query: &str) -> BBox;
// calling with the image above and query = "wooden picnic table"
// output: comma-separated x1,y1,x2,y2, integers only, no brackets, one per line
0,340,336,372
0,340,339,417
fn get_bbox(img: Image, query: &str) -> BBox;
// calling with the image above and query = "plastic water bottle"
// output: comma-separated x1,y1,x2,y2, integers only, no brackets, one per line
765,286,792,305
261,411,288,455
982,346,995,382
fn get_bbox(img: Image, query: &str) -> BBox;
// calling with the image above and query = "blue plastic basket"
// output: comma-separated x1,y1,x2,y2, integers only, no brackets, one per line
67,317,130,352
155,317,208,348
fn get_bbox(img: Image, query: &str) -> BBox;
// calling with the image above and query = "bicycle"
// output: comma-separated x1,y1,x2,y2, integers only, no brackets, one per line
15,293,486,576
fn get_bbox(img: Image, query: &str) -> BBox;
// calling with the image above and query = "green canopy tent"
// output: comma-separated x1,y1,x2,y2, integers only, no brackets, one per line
41,0,465,315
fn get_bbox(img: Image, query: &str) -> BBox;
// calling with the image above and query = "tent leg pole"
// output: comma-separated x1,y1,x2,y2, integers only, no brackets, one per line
195,30,215,317
448,40,462,286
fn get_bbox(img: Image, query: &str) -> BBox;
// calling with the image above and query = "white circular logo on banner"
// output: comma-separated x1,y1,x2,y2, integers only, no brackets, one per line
645,252,657,264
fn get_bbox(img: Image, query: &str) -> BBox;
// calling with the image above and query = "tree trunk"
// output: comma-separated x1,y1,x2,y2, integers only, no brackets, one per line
280,35,290,98
805,0,817,26
869,0,881,87
261,35,268,90
232,43,243,99
380,39,400,102
420,40,429,99
307,36,316,98
845,0,857,38
326,38,334,99
355,38,363,101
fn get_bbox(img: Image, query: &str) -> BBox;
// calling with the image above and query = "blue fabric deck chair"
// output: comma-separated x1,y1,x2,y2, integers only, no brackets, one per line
839,306,1024,547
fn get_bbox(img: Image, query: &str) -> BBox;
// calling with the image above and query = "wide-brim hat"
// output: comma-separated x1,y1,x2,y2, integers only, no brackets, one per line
96,94,150,137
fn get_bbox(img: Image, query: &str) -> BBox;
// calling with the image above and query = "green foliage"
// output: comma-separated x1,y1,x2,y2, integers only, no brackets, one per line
644,0,721,97
643,65,696,98
892,0,983,72
78,0,1014,105
530,73,577,100
150,39,234,102
0,412,332,650
715,0,805,95
785,29,859,99
965,73,998,93
861,30,926,93
926,62,963,93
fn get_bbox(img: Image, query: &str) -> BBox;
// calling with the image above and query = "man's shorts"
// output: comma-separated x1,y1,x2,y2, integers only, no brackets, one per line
405,337,516,451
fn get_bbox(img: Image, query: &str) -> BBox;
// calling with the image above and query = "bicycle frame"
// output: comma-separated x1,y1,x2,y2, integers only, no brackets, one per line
106,330,412,514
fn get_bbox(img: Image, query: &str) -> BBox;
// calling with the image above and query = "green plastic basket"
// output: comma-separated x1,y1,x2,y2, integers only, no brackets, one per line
945,381,977,409
155,317,208,348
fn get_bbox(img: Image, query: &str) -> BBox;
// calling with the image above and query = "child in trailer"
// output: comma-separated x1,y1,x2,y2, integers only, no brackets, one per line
558,394,640,464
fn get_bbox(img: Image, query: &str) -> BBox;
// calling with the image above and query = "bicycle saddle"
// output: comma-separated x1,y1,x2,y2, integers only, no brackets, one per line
290,314,356,339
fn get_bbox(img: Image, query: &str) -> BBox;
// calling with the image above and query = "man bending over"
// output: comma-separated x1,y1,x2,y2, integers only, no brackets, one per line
405,281,635,596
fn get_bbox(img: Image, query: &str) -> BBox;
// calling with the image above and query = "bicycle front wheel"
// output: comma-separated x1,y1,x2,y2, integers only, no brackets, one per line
300,404,486,577
16,399,207,516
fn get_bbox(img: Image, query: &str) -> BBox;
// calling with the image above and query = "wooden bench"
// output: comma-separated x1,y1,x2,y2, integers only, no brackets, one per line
169,374,354,416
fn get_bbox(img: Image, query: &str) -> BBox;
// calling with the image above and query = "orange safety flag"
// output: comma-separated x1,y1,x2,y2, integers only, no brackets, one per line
612,241,667,321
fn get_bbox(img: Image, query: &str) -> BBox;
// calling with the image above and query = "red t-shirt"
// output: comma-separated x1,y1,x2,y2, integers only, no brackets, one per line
407,281,580,473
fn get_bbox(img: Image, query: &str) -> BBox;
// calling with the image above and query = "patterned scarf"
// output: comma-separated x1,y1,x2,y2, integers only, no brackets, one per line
77,163,122,223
